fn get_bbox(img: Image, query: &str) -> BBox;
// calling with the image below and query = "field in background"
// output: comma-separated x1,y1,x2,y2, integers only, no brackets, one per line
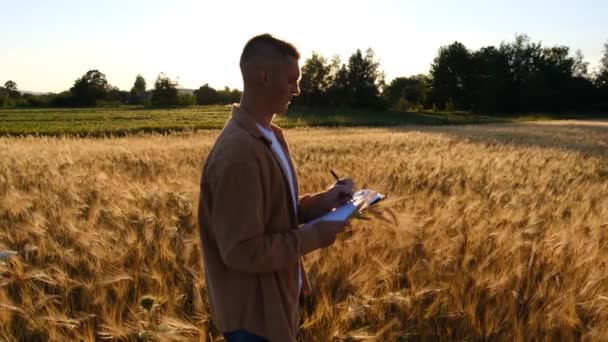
1,121,608,340
0,106,517,136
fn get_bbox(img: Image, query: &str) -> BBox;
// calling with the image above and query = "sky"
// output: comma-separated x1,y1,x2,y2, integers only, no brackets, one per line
1,0,607,93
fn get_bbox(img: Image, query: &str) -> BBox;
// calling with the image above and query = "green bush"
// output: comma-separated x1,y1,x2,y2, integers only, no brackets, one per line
392,96,412,112
178,94,195,106
0,94,10,108
445,98,455,112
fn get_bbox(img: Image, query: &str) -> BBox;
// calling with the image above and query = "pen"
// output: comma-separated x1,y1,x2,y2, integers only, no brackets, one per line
330,170,340,183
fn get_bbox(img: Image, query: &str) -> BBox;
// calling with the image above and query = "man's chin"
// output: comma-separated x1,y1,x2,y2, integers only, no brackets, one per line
275,103,291,116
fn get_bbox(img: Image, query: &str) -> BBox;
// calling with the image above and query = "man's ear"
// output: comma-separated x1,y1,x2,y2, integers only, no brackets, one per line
259,69,271,88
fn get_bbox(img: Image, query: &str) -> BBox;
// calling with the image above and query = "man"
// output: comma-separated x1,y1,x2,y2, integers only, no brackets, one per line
198,34,354,341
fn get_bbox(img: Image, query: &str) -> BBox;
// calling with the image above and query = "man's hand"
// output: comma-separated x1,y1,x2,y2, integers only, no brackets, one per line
306,220,348,248
323,178,355,210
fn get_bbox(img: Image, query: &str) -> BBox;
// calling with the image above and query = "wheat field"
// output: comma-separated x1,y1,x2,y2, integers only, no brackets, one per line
1,120,608,341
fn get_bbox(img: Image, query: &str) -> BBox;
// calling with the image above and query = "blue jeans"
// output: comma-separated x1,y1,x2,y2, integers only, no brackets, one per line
223,329,268,342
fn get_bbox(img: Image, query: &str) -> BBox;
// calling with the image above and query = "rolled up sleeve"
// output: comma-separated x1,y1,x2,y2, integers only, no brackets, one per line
211,161,327,273
297,192,328,223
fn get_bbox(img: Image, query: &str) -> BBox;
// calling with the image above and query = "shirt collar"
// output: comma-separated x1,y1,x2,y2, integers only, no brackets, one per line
231,104,269,143
256,123,273,136
232,104,284,145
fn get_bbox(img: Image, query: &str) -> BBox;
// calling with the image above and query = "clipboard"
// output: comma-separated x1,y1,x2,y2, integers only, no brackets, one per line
310,189,386,223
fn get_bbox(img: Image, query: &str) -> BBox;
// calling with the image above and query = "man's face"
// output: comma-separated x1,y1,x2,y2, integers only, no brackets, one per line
268,56,300,115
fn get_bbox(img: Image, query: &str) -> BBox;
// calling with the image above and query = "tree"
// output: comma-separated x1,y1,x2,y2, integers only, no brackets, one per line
129,74,149,105
178,93,196,106
383,75,429,110
324,49,385,108
3,80,20,98
107,86,130,104
327,64,350,107
298,52,333,106
70,70,110,106
151,73,179,106
498,34,547,111
217,87,241,104
468,46,511,112
131,74,147,96
425,34,596,113
572,50,589,77
428,41,474,110
596,41,608,88
0,87,7,107
346,49,385,108
537,45,578,111
595,40,608,110
194,84,219,105
192,85,241,105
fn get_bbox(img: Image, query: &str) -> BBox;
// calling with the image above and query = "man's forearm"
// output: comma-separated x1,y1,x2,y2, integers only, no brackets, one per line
219,223,335,273
297,192,332,223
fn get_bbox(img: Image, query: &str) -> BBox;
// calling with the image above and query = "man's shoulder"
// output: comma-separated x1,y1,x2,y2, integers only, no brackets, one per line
204,119,265,173
216,118,256,145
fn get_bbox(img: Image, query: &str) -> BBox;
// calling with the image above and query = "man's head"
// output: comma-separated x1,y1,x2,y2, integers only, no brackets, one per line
240,34,301,115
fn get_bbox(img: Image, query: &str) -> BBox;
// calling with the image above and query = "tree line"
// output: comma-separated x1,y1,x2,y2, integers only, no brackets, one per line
0,72,241,107
423,35,608,113
2,34,608,113
296,49,385,109
298,34,608,113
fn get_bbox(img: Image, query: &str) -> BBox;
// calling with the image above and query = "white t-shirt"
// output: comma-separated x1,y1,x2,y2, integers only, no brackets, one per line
256,124,302,294
256,124,297,213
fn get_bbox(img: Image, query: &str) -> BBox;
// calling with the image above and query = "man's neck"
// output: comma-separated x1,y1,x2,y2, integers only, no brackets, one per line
240,93,273,129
